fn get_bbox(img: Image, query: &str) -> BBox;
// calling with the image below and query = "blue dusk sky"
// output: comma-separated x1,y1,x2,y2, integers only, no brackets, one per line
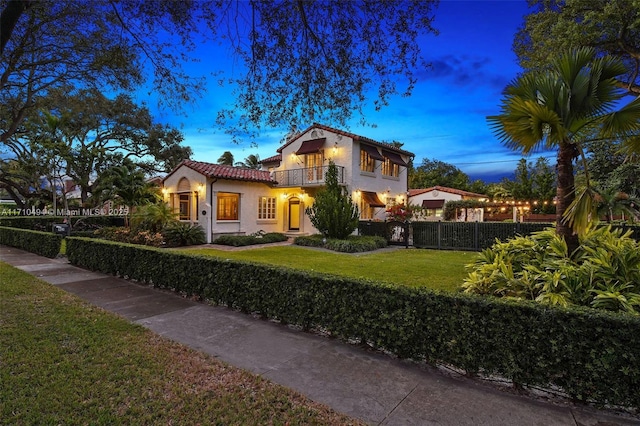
146,0,555,183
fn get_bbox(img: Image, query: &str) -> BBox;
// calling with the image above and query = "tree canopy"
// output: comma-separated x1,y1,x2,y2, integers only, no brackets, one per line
1,0,439,145
514,0,640,97
409,158,471,190
0,88,190,207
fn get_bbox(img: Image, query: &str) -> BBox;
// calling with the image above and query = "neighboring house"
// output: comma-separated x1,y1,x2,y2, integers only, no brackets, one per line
409,186,487,221
162,123,414,242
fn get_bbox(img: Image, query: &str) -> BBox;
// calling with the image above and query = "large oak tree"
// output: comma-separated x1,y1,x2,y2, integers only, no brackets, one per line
2,88,190,207
1,0,438,145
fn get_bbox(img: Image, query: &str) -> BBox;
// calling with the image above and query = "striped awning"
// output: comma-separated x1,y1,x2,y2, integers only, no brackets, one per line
362,191,386,207
295,138,326,155
382,150,408,167
422,199,445,209
361,144,384,161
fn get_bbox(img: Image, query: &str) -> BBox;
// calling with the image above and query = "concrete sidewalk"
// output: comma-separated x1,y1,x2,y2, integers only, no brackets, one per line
1,245,638,425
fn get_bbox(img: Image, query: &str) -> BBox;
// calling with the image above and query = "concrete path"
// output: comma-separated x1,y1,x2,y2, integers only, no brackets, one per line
1,245,638,425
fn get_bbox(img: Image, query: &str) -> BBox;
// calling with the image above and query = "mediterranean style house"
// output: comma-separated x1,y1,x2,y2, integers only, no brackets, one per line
409,186,488,221
162,124,414,242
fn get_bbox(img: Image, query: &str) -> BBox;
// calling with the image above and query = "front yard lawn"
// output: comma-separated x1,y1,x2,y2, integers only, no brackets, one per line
178,246,472,292
0,263,359,425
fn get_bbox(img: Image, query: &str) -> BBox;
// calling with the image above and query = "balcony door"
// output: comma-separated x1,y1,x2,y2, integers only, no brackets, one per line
305,153,323,183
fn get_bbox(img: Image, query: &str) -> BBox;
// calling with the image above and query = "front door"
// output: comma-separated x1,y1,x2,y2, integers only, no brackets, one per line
288,197,300,231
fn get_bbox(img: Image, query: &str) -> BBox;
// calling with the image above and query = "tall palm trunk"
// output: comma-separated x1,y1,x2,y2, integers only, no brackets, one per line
556,142,579,255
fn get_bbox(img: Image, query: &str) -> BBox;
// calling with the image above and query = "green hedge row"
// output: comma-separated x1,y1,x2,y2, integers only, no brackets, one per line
293,234,387,252
0,226,62,258
65,237,640,409
0,216,124,231
214,232,288,247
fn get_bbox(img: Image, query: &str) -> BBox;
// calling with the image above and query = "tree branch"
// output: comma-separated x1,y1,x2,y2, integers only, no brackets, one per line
0,0,31,55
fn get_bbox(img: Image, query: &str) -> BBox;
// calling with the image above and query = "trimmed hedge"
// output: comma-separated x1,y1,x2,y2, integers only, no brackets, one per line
294,234,387,253
0,216,125,231
65,237,640,409
0,226,62,258
214,232,288,247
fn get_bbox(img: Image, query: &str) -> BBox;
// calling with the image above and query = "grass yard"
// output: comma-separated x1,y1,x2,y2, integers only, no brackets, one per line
0,263,360,425
178,246,473,292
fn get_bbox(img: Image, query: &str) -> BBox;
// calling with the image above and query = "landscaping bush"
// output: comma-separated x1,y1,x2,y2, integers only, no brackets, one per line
463,226,640,314
163,222,206,247
0,216,124,231
131,203,178,233
305,161,359,239
0,226,62,258
214,232,288,247
94,226,164,247
294,234,387,253
65,236,640,409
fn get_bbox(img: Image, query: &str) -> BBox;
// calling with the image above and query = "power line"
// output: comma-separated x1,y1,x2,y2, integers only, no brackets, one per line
453,155,555,166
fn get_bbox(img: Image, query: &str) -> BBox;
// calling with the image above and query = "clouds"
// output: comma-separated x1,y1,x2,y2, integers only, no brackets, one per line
150,0,536,184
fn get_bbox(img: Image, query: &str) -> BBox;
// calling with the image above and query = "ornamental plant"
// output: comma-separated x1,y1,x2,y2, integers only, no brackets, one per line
463,226,640,314
305,161,359,239
385,202,418,222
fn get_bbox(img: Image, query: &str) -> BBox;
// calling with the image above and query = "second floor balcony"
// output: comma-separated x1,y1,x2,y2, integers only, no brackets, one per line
271,165,345,188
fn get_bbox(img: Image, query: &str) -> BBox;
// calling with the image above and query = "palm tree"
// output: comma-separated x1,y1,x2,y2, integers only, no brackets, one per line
100,161,159,226
239,154,261,169
595,187,640,223
217,151,235,166
488,48,640,254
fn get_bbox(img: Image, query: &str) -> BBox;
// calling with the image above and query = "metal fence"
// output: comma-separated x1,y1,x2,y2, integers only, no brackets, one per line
358,221,640,251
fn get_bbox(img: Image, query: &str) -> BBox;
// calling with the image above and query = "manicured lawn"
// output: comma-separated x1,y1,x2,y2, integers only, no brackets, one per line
0,263,360,425
178,246,473,292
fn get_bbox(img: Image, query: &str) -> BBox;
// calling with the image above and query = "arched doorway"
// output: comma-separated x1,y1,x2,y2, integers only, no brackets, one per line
288,197,300,231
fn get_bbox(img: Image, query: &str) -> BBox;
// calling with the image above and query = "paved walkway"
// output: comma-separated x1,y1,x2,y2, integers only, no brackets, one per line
1,245,638,425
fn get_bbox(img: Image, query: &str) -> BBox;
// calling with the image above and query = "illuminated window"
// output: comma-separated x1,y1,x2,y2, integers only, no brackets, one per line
360,149,375,172
382,158,399,177
305,153,323,182
179,194,190,220
359,198,373,220
258,196,276,220
217,192,239,220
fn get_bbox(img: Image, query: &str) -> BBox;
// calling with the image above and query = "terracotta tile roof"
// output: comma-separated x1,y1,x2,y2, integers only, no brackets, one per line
260,154,282,163
165,160,276,184
409,186,487,198
276,123,414,157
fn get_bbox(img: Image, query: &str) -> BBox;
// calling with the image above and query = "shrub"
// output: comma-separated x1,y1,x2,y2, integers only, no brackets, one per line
65,236,640,409
305,161,359,239
0,226,62,258
162,222,206,247
213,232,288,247
131,202,178,233
94,226,164,247
294,234,387,253
463,226,640,314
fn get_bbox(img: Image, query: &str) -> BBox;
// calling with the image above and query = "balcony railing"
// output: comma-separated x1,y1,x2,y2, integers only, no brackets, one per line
271,165,345,187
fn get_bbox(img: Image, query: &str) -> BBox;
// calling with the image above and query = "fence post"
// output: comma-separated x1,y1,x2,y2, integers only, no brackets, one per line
437,221,441,250
404,221,409,248
474,221,479,250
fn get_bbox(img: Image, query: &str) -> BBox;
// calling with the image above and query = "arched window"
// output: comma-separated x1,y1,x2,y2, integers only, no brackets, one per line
177,178,191,220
